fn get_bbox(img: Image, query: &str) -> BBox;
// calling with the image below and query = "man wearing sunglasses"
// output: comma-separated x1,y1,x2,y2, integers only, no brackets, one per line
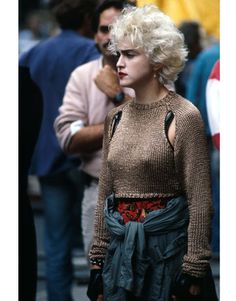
54,0,134,261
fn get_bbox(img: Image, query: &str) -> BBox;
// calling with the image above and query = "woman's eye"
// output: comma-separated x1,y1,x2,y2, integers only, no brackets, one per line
126,53,135,58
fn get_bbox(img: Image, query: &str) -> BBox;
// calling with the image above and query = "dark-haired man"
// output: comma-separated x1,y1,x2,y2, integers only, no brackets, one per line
19,1,99,300
54,0,134,263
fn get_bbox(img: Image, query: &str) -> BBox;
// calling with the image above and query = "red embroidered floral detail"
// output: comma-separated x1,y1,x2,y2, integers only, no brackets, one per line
117,199,167,224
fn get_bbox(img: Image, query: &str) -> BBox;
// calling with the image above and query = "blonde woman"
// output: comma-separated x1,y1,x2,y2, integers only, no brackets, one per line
87,5,218,301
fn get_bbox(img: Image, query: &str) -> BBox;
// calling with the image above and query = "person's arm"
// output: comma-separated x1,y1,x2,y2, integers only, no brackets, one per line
166,111,205,300
68,123,104,154
69,65,134,153
174,105,213,278
87,111,116,301
54,69,105,155
88,111,115,260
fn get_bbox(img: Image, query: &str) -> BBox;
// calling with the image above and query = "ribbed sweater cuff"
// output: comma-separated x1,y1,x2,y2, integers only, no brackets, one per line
182,255,210,278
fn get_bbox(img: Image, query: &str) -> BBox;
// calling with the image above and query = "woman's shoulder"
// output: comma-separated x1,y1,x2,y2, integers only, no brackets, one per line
171,93,205,133
172,93,203,122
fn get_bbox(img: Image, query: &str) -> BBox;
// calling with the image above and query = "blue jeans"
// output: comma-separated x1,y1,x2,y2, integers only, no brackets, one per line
39,169,83,301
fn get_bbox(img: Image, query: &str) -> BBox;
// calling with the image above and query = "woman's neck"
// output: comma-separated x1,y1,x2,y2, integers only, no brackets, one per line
134,80,168,105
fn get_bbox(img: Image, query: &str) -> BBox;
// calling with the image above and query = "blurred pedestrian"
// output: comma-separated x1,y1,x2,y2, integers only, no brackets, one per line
186,42,220,255
19,66,43,301
206,59,220,258
206,60,220,151
175,21,203,98
87,5,218,301
19,10,42,54
186,42,219,138
54,0,134,260
19,1,100,300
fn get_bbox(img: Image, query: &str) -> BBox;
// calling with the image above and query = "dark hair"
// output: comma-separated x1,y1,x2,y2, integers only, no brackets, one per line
92,0,127,33
178,21,202,59
52,0,98,30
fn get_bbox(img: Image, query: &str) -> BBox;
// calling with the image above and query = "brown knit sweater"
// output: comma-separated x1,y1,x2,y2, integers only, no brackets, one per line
89,91,213,278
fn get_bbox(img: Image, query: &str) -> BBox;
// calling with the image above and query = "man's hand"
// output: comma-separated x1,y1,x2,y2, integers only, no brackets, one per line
94,65,122,98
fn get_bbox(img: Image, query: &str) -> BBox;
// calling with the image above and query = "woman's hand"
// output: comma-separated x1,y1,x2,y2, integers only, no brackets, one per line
171,284,201,300
97,294,103,301
189,284,201,295
170,271,202,301
87,267,103,301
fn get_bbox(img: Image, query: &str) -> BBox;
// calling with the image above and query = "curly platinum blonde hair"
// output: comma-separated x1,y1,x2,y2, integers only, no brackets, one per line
109,5,188,83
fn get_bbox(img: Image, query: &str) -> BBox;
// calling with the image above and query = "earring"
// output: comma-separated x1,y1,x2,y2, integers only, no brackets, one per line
154,73,157,79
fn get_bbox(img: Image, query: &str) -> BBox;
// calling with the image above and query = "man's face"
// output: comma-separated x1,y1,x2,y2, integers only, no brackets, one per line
95,7,121,57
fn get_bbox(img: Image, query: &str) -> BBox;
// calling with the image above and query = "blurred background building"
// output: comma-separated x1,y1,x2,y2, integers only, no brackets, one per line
136,0,219,41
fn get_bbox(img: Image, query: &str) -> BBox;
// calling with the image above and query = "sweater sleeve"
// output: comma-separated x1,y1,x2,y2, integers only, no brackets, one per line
88,111,115,259
174,104,213,278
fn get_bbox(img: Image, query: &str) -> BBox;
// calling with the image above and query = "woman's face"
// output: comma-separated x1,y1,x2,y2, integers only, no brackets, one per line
116,40,154,89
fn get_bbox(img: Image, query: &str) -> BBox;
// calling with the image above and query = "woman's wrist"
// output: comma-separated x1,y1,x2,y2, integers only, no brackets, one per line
90,264,102,270
89,257,105,268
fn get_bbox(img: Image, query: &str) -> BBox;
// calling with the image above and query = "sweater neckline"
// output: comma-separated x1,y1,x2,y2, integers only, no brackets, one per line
130,90,175,110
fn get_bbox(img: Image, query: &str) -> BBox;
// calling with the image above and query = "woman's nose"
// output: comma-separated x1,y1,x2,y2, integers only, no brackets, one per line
116,54,124,68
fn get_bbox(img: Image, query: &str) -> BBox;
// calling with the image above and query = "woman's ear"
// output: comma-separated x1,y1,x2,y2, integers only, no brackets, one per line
153,63,163,73
153,63,163,78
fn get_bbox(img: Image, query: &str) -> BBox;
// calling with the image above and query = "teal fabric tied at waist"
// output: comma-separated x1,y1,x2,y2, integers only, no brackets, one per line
103,194,189,300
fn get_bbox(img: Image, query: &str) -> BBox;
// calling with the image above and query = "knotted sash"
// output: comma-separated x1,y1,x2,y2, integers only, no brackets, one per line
103,194,189,299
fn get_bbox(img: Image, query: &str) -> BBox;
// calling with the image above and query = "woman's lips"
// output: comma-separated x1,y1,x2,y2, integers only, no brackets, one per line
118,72,127,79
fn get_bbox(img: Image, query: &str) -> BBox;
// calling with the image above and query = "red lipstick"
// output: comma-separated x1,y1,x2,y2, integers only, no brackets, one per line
118,72,127,79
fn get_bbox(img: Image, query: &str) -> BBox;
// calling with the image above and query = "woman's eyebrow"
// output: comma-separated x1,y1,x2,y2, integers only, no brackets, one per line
119,49,138,54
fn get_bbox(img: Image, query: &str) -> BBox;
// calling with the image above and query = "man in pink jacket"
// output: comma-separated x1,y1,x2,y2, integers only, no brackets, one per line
54,0,134,258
